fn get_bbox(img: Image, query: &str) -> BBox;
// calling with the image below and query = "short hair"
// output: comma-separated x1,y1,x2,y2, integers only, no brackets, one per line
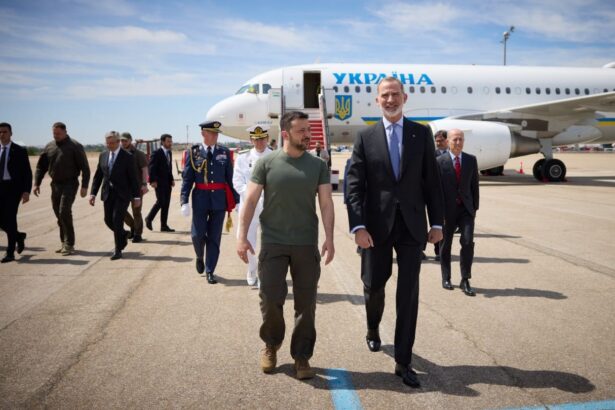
0,122,12,132
160,133,172,143
105,130,120,140
280,111,308,133
52,122,66,130
377,76,404,93
434,130,447,139
121,132,132,140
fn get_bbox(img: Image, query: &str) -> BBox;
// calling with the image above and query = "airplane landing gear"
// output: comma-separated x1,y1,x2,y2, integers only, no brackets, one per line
532,158,566,182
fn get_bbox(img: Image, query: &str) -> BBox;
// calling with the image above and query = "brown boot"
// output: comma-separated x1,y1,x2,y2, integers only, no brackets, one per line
260,344,281,373
294,359,315,380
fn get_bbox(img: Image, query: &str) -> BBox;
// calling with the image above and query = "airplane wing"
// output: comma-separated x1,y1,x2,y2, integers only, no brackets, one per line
454,91,615,131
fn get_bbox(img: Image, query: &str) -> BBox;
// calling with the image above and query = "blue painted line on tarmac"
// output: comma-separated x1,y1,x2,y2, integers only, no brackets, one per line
325,368,363,410
500,399,615,410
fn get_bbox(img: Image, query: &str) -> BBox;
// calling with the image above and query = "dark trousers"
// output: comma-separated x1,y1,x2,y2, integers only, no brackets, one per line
124,195,143,235
191,208,225,273
51,181,78,247
361,210,423,366
0,181,21,256
147,185,171,227
103,192,130,251
258,243,321,360
440,206,475,281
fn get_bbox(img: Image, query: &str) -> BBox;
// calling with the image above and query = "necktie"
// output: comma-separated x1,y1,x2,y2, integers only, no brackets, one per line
0,146,6,180
166,150,171,167
454,155,461,183
109,151,116,171
389,124,400,180
207,146,213,162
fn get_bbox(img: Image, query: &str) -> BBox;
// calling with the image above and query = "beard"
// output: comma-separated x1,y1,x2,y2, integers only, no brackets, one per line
380,104,404,120
290,136,310,151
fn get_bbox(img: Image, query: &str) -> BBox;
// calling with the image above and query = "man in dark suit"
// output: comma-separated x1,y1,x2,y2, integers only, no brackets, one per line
89,131,140,260
437,129,479,296
145,134,175,232
432,130,449,261
0,123,32,263
346,77,444,388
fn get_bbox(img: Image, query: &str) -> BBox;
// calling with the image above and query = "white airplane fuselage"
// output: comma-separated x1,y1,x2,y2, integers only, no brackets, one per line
206,63,615,178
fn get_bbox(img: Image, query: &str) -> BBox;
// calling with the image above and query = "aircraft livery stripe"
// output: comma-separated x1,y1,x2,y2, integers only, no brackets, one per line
325,368,364,410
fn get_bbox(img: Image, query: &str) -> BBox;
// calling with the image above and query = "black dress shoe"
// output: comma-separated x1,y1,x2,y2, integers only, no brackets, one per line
145,218,153,231
421,251,427,260
110,250,122,260
365,329,381,352
442,280,454,290
17,232,26,254
460,279,476,296
206,272,217,284
161,226,175,232
1,253,15,263
126,229,134,239
196,258,205,274
396,364,421,388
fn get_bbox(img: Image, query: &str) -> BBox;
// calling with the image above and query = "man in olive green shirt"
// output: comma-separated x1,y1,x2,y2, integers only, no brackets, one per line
34,122,90,255
120,132,149,243
237,111,334,380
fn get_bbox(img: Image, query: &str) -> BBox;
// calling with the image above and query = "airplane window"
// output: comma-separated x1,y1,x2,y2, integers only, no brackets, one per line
430,86,436,93
546,88,551,95
467,87,473,94
409,86,415,93
555,88,561,95
333,86,338,93
495,87,501,94
604,88,608,93
441,86,447,94
505,87,511,94
535,87,541,95
526,87,531,94
344,86,349,92
565,88,570,94
248,84,259,94
575,88,580,95
366,86,372,93
420,86,425,93
355,86,361,93
263,84,271,94
235,85,250,94
584,88,590,95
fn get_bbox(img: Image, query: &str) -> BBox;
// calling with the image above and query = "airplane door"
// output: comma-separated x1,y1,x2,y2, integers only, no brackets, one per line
283,67,304,109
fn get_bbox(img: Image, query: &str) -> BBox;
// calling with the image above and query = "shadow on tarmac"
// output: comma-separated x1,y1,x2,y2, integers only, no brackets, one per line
422,256,530,264
299,348,594,396
475,287,567,299
143,239,192,246
15,255,89,265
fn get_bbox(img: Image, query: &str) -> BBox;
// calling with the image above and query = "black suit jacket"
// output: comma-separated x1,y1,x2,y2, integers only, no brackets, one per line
346,119,444,245
91,149,139,202
148,148,173,188
436,152,479,219
5,143,33,194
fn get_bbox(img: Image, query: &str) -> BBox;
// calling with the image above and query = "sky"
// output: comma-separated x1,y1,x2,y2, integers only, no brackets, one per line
1,0,614,146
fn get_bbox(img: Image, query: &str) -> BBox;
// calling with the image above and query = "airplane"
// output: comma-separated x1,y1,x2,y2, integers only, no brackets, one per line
205,63,615,182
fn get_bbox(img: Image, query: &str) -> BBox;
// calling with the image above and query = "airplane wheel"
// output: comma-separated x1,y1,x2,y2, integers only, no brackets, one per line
542,159,566,182
480,166,504,176
532,159,545,181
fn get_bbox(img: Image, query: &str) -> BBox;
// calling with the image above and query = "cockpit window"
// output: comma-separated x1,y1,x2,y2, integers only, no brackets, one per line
235,83,260,94
262,83,271,94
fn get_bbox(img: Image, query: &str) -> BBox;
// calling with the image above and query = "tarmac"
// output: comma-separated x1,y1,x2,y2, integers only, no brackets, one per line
1,151,614,409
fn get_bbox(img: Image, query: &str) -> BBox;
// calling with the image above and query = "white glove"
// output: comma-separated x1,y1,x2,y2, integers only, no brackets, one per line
181,203,191,217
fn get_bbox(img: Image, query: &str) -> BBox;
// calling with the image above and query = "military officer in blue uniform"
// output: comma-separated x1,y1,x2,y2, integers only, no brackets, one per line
181,121,239,284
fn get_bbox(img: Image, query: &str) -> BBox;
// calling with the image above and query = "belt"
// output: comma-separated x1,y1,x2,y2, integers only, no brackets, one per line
194,182,236,213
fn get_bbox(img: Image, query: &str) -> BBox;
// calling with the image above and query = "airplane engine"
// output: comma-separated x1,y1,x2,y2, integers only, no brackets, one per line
429,119,540,170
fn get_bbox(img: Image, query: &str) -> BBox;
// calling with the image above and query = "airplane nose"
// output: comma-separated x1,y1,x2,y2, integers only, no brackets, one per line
205,98,233,122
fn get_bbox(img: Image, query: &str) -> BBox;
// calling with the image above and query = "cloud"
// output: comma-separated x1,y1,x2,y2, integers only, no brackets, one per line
66,0,137,17
80,26,187,45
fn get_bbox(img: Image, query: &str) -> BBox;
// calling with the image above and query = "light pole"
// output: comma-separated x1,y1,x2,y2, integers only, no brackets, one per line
501,26,514,65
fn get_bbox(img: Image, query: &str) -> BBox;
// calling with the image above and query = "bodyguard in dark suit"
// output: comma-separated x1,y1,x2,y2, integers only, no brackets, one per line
89,131,140,260
437,129,479,296
0,123,32,263
181,121,239,284
432,130,449,260
145,134,175,232
346,77,444,388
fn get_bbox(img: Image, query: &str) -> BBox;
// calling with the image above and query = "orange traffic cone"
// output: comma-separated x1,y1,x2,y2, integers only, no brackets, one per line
517,161,525,174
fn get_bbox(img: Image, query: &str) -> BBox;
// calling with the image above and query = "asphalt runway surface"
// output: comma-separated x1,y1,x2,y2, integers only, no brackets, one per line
1,152,614,409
